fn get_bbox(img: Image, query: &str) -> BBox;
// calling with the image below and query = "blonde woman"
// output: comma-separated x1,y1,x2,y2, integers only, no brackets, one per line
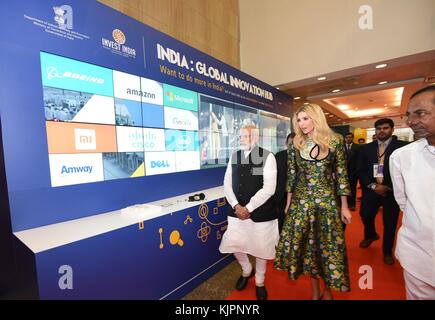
274,103,352,300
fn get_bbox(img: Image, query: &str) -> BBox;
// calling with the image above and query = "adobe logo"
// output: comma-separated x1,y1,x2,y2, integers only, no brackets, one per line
74,129,96,150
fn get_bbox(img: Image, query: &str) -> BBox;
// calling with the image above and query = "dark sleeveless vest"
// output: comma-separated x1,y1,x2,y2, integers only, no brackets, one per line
228,146,277,222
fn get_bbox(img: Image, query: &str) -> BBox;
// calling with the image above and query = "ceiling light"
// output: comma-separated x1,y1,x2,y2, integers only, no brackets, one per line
294,96,301,100
338,104,349,110
375,63,387,69
332,89,340,93
345,108,384,117
378,81,388,85
328,115,334,117
324,112,329,115
276,87,280,90
317,76,327,81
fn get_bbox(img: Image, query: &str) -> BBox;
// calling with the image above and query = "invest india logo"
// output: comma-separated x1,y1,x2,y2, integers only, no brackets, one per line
112,29,126,45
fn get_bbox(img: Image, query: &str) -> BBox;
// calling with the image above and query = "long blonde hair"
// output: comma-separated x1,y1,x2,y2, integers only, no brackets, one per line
292,103,335,152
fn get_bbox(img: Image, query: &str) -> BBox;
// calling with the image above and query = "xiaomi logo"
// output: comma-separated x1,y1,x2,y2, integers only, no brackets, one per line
75,129,96,150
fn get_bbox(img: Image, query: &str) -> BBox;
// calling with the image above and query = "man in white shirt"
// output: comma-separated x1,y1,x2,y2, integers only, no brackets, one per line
390,85,435,299
219,124,278,300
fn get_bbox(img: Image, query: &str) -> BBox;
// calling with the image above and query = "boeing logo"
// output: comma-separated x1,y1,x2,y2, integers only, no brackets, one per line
61,165,93,174
47,66,105,84
151,160,170,168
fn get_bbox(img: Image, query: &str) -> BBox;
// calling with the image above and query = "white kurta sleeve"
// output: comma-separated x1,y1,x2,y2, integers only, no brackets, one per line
224,154,239,208
389,150,406,210
245,153,277,213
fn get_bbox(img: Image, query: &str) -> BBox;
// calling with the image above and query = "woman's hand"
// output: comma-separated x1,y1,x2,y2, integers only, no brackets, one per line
285,193,293,214
341,207,352,224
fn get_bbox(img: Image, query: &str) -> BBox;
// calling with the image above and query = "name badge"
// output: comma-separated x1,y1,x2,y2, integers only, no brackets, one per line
373,164,384,178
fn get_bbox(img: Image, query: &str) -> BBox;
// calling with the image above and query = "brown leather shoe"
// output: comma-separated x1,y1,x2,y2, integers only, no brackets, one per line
235,269,255,291
359,234,380,248
383,255,395,265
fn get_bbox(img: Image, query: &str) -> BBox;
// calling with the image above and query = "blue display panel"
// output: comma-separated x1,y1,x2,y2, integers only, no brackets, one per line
0,0,292,231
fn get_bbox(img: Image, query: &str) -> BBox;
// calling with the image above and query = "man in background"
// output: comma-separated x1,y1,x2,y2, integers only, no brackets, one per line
344,132,359,211
357,118,407,265
274,132,295,232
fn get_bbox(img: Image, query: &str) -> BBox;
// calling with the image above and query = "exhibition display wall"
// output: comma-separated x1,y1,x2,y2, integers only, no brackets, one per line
0,0,291,232
0,0,292,299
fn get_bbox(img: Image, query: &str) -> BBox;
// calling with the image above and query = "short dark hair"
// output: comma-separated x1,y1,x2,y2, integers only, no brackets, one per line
345,132,354,137
374,118,394,128
358,138,365,142
287,132,296,140
410,85,435,101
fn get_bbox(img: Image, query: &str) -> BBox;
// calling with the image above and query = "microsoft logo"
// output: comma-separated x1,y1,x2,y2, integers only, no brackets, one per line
166,91,174,102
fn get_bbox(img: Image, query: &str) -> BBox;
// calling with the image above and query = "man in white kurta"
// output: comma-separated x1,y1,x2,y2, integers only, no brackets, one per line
219,124,279,300
389,85,435,300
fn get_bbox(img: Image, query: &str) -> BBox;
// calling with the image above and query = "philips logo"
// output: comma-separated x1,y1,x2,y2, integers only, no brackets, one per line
151,160,170,168
61,165,93,175
47,66,105,84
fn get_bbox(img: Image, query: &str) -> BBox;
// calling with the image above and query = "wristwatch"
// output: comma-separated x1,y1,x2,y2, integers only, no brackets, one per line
368,183,377,190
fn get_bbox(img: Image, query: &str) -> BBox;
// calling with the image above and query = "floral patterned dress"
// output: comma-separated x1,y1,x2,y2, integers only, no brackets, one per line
274,134,351,291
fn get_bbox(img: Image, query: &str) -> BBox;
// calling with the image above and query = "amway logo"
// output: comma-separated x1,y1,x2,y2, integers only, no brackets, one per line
61,165,93,174
47,66,105,84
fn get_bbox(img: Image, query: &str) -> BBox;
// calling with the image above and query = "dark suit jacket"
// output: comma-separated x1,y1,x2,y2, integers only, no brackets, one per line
357,136,408,191
274,149,288,207
345,143,360,176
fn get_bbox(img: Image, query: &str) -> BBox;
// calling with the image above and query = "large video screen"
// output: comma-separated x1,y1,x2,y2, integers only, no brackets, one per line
41,52,291,187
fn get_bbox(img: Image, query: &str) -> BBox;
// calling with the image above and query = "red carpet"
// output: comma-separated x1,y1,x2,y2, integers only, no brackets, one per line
226,192,406,300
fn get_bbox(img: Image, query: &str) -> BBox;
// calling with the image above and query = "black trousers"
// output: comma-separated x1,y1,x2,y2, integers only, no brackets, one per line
348,173,358,208
276,197,286,234
360,190,400,255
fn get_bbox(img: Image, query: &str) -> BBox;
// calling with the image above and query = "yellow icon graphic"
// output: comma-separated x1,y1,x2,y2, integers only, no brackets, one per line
184,215,193,224
169,230,184,247
198,204,226,226
217,198,227,207
197,221,211,243
216,230,222,240
138,221,144,230
159,228,164,249
196,203,227,243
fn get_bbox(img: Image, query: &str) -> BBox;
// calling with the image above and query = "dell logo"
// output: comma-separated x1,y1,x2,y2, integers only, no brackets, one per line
151,160,170,168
